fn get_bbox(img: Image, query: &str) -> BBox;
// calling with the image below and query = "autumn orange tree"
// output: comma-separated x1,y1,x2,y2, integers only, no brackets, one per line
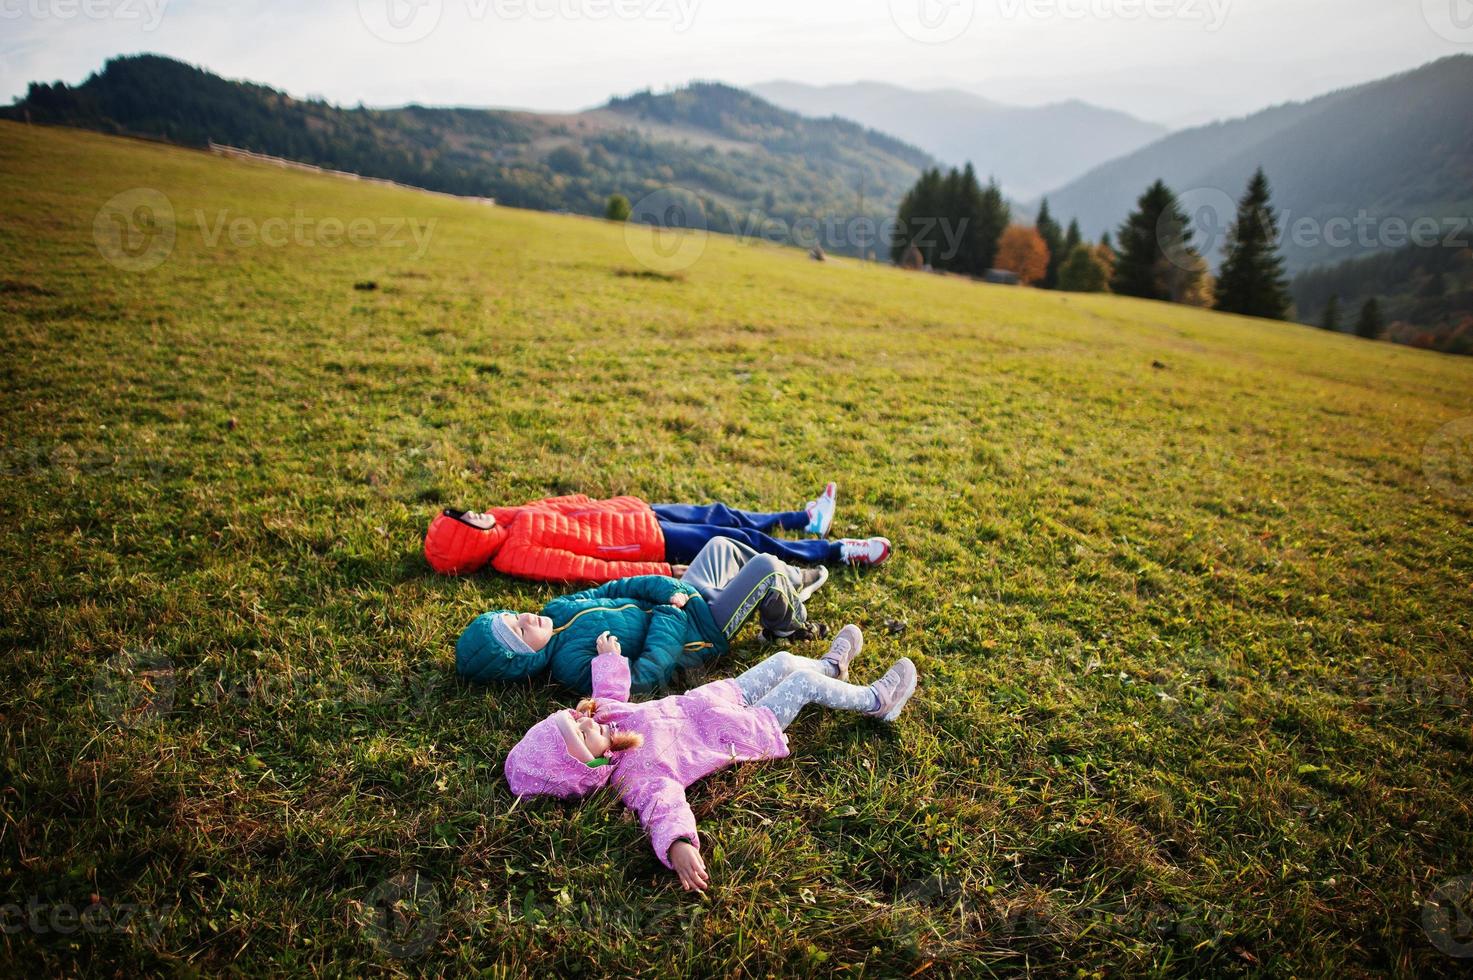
994,225,1050,285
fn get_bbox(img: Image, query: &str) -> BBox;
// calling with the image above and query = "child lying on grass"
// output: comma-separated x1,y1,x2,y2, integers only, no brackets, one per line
505,627,918,890
425,483,892,583
457,536,831,696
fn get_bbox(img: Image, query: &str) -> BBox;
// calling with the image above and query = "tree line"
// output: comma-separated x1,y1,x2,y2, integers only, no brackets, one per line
4,55,928,261
886,163,1421,342
1293,240,1473,354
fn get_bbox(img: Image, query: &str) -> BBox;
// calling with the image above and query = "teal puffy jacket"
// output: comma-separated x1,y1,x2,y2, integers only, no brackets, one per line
456,575,730,695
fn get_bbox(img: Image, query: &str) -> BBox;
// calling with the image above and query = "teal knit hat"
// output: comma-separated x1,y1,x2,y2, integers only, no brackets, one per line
456,610,554,684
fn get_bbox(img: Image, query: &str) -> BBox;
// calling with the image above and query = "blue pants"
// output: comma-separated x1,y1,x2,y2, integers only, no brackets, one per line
652,503,841,566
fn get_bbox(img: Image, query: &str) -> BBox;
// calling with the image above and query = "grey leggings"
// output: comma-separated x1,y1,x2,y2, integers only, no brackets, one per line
680,537,806,639
734,651,879,729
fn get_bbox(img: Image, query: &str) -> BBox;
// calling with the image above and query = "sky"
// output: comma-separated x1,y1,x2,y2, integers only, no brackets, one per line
1,0,1469,128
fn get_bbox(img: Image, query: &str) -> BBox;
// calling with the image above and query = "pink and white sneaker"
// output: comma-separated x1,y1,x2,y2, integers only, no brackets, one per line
820,624,863,681
839,536,891,567
804,482,838,537
867,658,918,722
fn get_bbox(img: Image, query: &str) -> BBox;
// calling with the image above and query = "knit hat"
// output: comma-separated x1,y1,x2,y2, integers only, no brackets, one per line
424,510,503,575
505,710,613,799
490,614,534,656
456,610,554,684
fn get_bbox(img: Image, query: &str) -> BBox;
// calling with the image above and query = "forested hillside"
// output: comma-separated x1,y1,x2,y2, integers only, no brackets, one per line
1040,56,1473,273
4,55,932,255
1292,242,1473,354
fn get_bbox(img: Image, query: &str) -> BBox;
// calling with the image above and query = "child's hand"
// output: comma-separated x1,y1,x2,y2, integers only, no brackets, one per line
669,840,708,891
596,631,622,656
668,592,689,609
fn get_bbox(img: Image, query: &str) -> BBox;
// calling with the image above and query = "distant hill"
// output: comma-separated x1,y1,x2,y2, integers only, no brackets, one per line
1290,242,1473,355
751,80,1167,201
3,55,935,256
1039,56,1473,273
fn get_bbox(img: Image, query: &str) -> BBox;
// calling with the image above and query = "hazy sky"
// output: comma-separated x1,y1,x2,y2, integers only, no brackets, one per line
2,0,1468,127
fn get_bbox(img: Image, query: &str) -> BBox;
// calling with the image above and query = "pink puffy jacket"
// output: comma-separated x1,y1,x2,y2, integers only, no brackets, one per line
591,653,790,868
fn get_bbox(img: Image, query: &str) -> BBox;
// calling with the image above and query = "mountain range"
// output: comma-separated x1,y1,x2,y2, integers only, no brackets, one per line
1039,55,1473,273
8,53,1472,283
3,55,933,257
752,80,1167,201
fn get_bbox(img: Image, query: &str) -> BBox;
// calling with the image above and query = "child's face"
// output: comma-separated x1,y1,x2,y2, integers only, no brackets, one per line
460,511,496,529
556,707,613,762
501,612,553,651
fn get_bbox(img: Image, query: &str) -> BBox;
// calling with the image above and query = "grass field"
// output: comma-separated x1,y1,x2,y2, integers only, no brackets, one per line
2,120,1471,977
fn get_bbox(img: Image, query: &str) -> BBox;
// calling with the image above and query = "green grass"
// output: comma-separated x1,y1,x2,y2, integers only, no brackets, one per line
2,121,1471,977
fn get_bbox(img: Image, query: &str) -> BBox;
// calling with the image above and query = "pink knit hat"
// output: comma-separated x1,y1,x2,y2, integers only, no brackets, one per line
505,711,614,799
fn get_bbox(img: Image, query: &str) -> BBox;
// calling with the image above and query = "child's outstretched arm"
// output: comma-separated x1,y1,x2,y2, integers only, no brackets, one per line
590,644,631,702
620,776,708,890
583,575,693,605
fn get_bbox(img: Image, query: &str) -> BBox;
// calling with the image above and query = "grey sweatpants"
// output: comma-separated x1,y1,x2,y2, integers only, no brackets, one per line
680,536,807,639
734,651,880,729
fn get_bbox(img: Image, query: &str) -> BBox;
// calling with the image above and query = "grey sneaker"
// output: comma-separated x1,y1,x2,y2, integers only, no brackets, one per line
820,624,863,681
759,621,829,644
796,565,829,603
866,658,917,722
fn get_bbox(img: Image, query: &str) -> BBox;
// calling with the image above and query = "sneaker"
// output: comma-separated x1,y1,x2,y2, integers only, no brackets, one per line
820,624,863,681
866,658,918,722
759,621,829,644
839,537,892,567
796,565,829,603
804,482,838,537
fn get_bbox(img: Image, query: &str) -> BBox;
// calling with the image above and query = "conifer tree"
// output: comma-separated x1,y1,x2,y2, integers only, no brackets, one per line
1112,180,1200,301
939,167,966,271
1356,297,1384,339
1064,219,1082,258
1321,294,1341,331
949,164,986,275
892,165,1008,276
891,167,944,265
974,176,1011,274
1213,168,1290,319
1036,198,1065,288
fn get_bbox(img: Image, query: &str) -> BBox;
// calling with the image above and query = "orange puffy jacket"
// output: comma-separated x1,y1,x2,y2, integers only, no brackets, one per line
425,494,671,584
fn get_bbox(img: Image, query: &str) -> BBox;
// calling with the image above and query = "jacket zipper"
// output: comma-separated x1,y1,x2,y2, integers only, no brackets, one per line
550,605,714,650
550,603,640,635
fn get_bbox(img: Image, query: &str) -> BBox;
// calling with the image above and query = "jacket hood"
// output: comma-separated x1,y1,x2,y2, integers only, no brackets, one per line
457,610,554,684
505,710,613,799
424,510,507,575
